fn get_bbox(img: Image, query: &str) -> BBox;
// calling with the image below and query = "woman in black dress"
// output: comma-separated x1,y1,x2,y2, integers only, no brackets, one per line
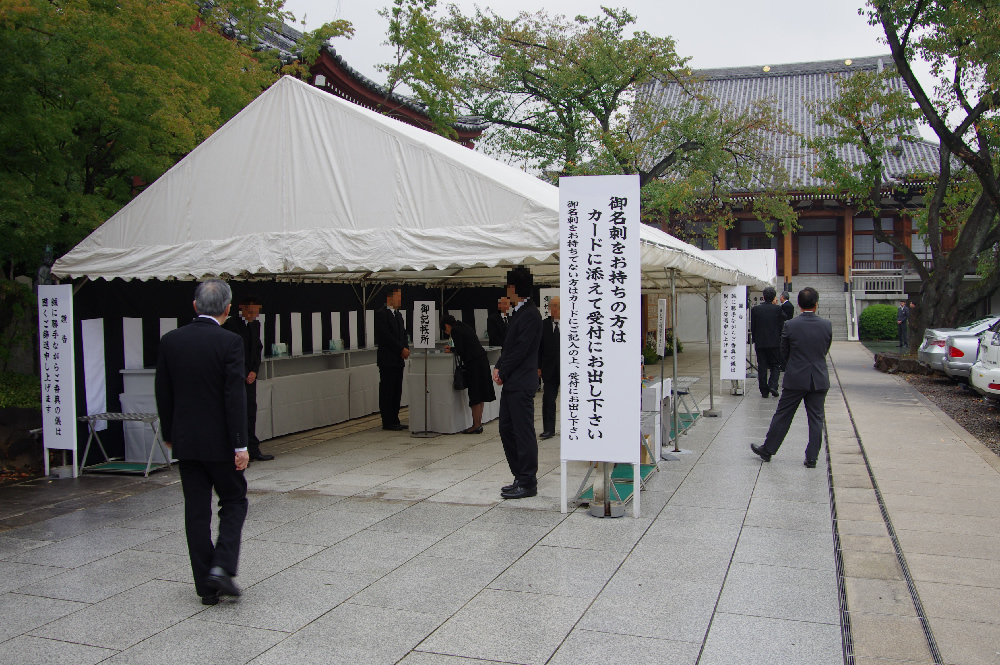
442,315,496,434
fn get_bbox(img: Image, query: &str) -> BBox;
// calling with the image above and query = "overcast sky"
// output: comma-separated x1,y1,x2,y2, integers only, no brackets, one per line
281,0,937,140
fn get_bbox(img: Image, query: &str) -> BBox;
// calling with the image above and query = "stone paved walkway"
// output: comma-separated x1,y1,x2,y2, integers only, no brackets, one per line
0,341,995,664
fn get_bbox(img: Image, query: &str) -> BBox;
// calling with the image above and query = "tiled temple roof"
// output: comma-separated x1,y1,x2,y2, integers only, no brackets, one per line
641,55,939,192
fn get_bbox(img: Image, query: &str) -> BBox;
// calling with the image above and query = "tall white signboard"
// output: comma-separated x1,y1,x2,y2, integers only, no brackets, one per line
720,285,748,381
37,284,77,476
560,175,641,465
412,301,437,349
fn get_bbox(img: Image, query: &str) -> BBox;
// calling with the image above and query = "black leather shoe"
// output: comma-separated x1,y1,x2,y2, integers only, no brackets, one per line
760,392,769,398
250,453,275,461
206,566,241,597
501,485,537,500
770,389,779,397
201,591,220,606
383,424,408,431
750,444,772,462
539,431,554,439
804,459,817,468
462,426,483,434
501,479,519,493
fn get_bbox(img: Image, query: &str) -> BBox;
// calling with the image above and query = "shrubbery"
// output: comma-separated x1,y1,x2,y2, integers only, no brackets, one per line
0,372,40,409
859,304,900,340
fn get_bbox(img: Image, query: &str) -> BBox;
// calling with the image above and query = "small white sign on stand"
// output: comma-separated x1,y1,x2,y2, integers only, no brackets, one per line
656,298,667,356
721,285,748,383
37,284,77,477
559,175,642,517
412,302,437,349
411,301,437,438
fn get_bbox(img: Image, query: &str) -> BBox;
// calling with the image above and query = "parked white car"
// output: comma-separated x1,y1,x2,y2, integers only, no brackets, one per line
919,317,1000,371
970,328,1000,401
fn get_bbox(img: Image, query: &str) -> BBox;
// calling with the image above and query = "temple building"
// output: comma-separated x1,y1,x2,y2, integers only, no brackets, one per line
642,55,942,302
257,22,488,147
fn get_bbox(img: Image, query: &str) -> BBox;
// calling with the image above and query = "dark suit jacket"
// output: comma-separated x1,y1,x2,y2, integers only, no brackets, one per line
222,315,262,376
449,320,487,364
780,311,833,391
781,300,795,321
537,317,559,382
155,317,248,461
897,306,909,325
487,312,509,347
751,302,785,349
374,305,408,369
495,299,542,391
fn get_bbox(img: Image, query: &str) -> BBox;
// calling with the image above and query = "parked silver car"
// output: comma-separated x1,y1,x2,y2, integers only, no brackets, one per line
918,316,1000,371
942,328,996,381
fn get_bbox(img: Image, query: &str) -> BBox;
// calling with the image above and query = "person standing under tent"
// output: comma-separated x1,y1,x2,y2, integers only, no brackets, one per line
487,296,511,347
537,296,560,440
375,288,410,431
443,315,495,434
493,267,542,499
223,296,273,462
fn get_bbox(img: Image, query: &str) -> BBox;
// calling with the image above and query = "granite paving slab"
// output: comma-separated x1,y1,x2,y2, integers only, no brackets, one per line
0,635,116,665
201,567,370,632
28,579,204,650
104,617,286,665
698,612,842,665
248,603,444,665
416,589,585,665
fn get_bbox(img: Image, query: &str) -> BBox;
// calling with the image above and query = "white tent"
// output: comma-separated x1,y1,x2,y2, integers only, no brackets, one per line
53,76,769,291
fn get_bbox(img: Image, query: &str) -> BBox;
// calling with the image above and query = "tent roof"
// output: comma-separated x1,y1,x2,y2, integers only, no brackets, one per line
53,76,771,292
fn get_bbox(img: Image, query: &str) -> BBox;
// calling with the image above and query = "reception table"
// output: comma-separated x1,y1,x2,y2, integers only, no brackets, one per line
407,347,503,434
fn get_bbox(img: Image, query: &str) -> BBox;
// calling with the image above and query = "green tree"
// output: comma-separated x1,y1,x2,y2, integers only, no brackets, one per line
382,4,794,239
0,0,351,277
854,0,1000,346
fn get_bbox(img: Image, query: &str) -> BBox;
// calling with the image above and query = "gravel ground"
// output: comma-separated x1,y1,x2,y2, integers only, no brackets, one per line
901,373,1000,459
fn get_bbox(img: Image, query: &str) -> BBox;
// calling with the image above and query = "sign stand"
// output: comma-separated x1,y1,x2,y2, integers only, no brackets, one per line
558,175,642,517
38,285,77,478
703,279,720,417
411,301,438,439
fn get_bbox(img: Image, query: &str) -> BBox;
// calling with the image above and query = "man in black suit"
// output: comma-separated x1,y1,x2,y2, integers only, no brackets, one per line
751,287,833,468
155,279,249,605
222,296,273,461
897,300,909,348
750,286,785,398
375,288,410,431
537,296,560,439
487,296,511,347
493,267,542,499
779,291,795,321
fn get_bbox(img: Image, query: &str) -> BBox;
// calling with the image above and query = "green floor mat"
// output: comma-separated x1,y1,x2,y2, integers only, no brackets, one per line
577,464,657,503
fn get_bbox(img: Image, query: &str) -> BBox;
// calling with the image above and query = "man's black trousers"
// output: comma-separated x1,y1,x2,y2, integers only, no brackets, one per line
898,322,909,346
755,346,782,396
178,460,248,597
761,388,828,463
499,389,538,488
246,381,260,457
378,366,404,428
541,377,559,433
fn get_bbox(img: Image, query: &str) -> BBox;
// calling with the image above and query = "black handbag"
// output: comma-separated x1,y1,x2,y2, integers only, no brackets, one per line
453,356,467,390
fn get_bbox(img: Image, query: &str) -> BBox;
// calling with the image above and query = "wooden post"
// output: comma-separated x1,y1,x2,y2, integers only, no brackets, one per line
844,208,854,291
717,223,727,250
783,231,793,289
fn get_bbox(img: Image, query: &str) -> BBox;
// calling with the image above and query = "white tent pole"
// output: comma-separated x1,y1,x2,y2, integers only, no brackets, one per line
704,278,719,417
671,269,680,453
